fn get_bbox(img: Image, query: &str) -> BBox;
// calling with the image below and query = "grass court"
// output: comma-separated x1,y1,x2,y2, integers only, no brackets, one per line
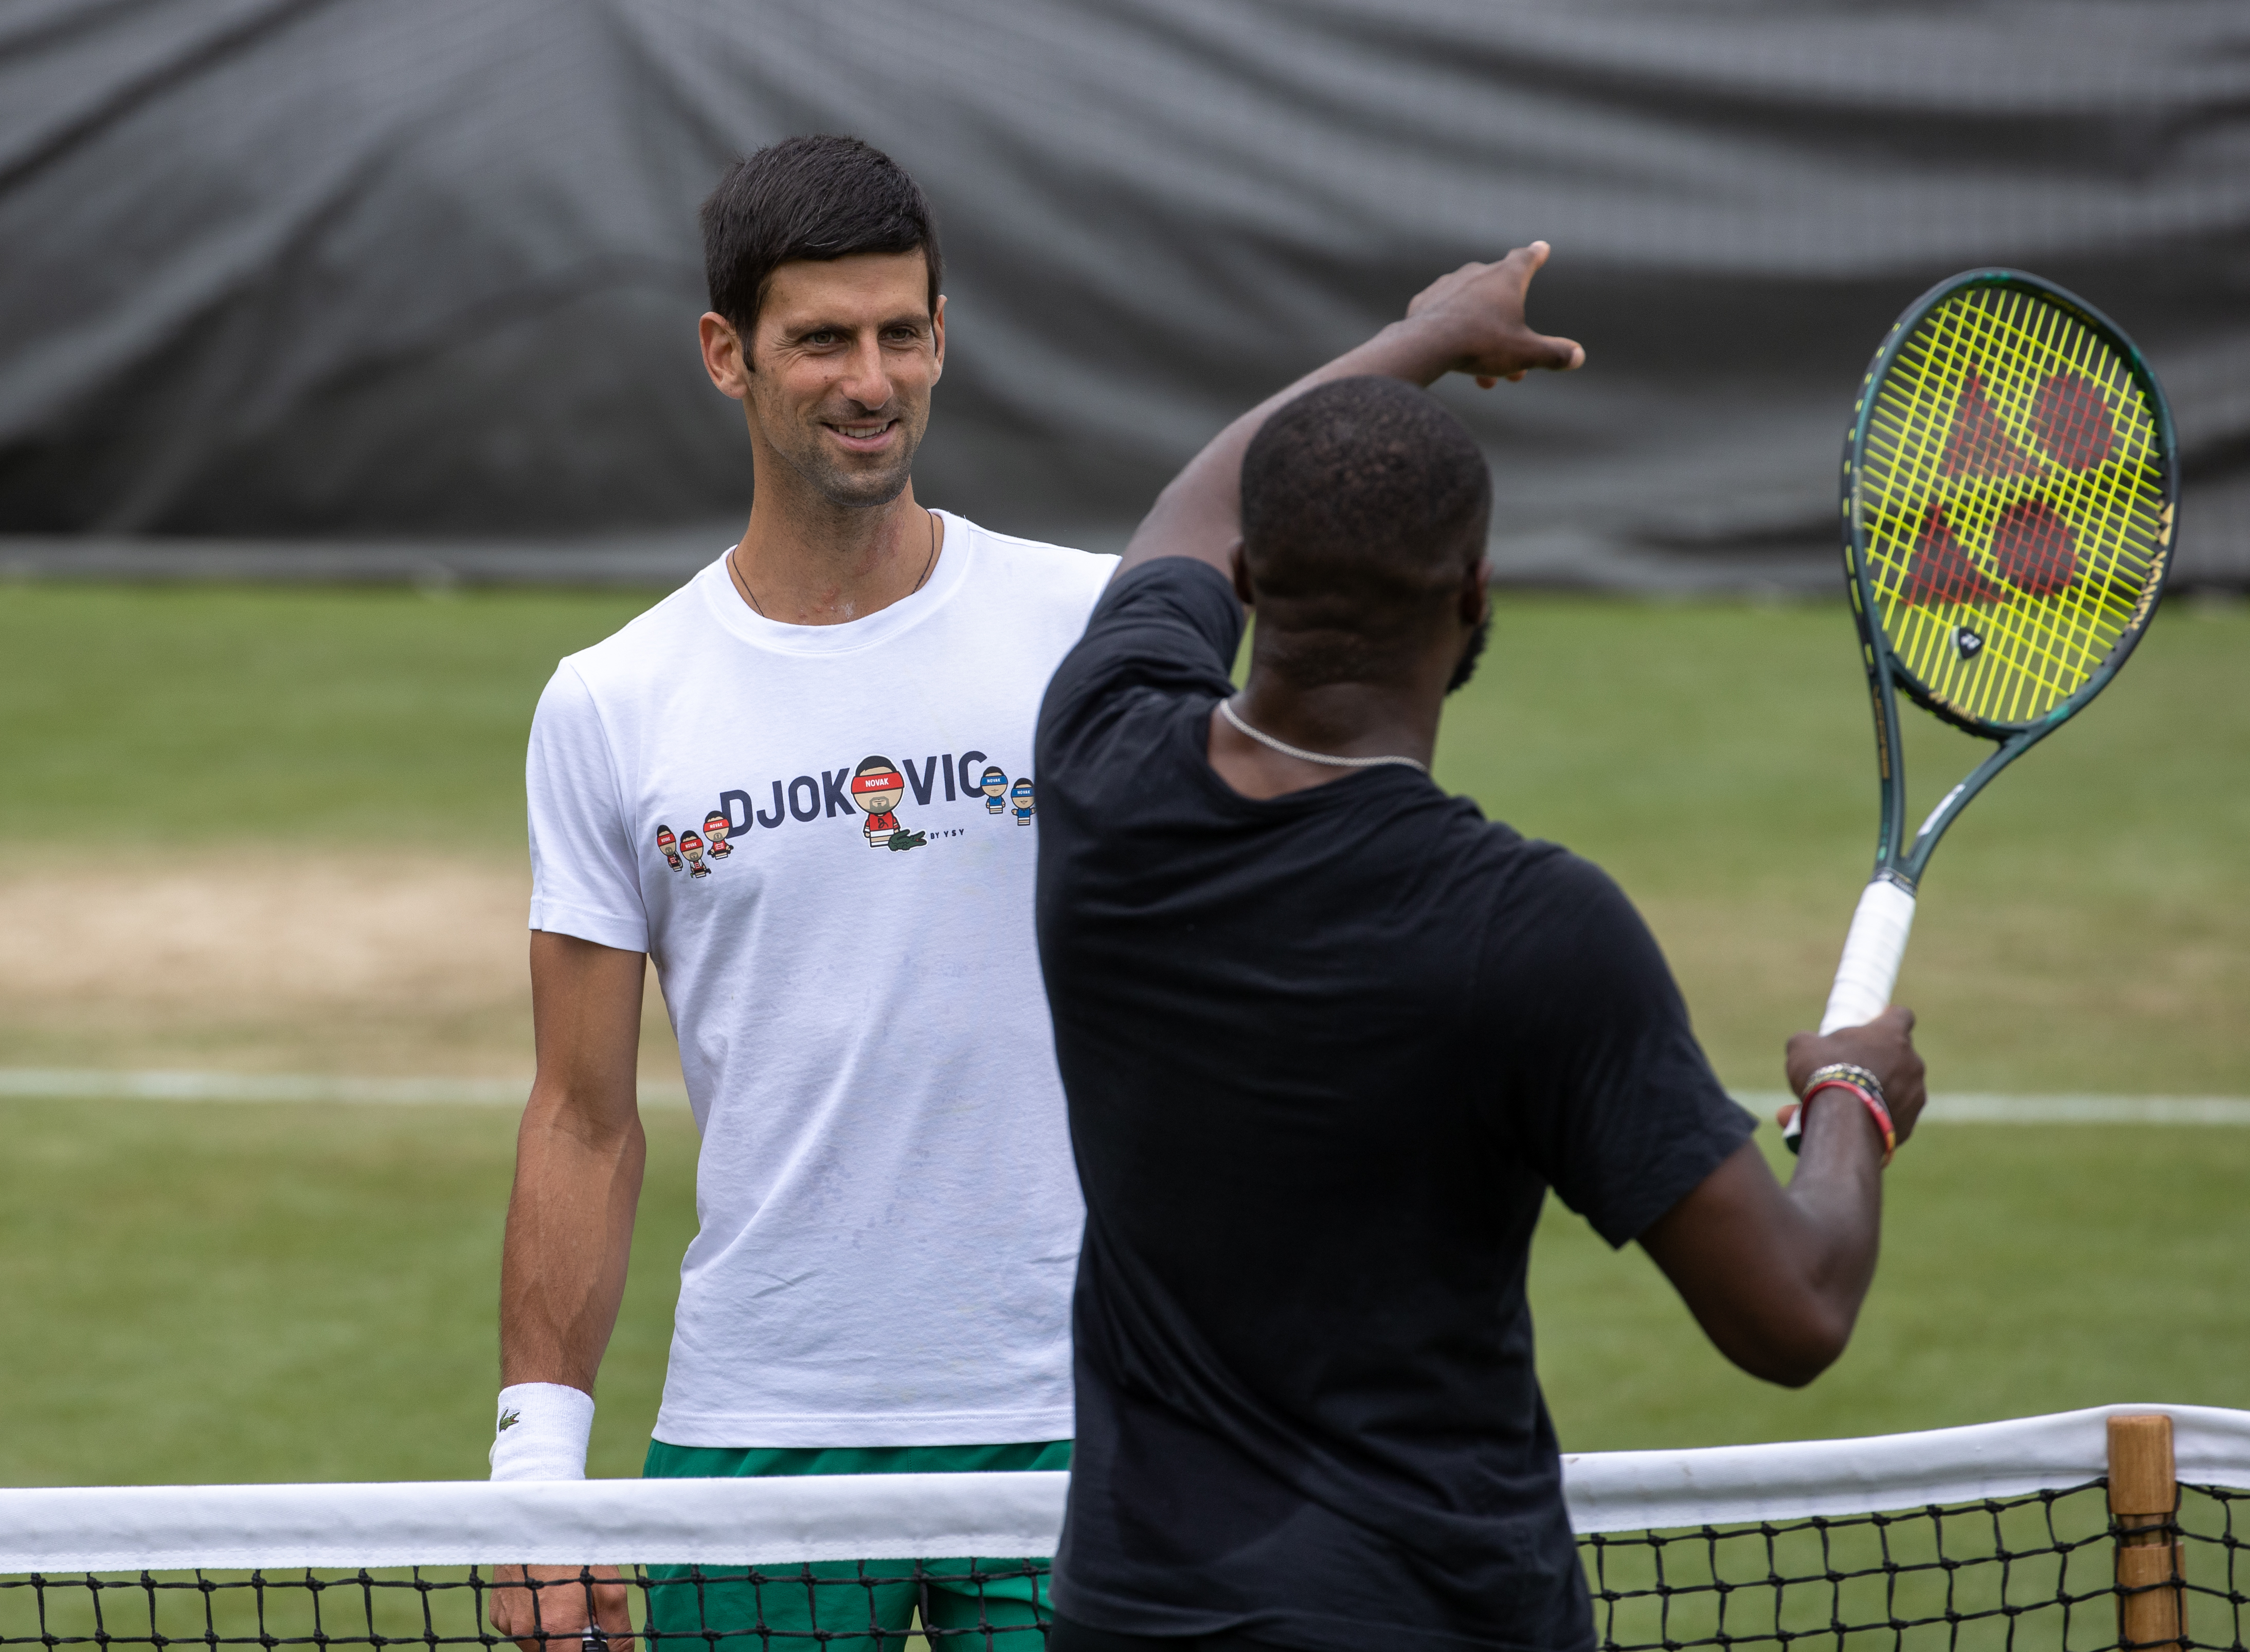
0,580,2243,1486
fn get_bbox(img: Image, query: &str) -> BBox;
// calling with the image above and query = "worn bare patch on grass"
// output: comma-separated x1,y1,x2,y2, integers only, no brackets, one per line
0,850,679,1085
1,852,2237,1098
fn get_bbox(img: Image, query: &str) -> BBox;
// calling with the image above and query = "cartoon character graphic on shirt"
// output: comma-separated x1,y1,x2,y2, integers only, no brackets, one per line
978,766,1009,813
702,810,734,858
851,755,927,851
1011,777,1037,824
655,824,684,871
679,828,713,876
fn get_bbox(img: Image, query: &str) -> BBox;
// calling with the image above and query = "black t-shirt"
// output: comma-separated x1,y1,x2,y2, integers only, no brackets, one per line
1034,560,1755,1652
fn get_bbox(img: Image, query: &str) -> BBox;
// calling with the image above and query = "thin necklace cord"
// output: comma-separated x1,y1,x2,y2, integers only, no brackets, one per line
1218,695,1428,774
732,510,938,619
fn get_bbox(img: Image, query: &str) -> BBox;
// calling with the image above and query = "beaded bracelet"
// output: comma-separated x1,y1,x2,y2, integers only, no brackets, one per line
1803,1062,1888,1109
1777,1062,1897,1168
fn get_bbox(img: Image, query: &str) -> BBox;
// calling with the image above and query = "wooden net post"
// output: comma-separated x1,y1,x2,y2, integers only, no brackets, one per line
2110,1413,2186,1652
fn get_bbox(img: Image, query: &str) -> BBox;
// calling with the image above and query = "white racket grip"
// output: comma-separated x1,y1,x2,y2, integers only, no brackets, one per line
1819,878,1917,1034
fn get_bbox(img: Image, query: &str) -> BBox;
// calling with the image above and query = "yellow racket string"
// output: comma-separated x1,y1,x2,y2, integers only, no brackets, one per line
1853,284,2168,727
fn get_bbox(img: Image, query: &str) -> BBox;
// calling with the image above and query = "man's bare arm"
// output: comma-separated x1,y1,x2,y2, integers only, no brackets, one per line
1116,242,1583,584
501,931,650,1390
1639,1007,1928,1387
490,932,647,1651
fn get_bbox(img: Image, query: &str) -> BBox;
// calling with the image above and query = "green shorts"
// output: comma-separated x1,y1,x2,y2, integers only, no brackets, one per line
641,1438,1071,1650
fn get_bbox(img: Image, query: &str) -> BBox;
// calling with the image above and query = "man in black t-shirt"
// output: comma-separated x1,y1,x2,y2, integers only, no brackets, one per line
1033,245,1928,1652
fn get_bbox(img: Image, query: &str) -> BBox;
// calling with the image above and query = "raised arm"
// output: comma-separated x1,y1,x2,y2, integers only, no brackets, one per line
1117,242,1583,582
1639,1007,1928,1386
489,930,647,1650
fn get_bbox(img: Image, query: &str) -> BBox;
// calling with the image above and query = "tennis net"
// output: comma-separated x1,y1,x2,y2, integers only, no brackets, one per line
6,1405,2247,1651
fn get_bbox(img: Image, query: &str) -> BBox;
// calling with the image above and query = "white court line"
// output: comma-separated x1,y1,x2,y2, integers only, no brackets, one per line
0,1070,2239,1121
1733,1091,2250,1125
0,1068,689,1106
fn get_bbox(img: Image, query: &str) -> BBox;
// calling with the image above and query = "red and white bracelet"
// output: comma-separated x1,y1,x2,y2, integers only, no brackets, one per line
1777,1062,1896,1167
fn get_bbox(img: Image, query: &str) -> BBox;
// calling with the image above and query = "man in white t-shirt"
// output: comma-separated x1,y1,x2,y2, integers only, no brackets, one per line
487,135,1114,1650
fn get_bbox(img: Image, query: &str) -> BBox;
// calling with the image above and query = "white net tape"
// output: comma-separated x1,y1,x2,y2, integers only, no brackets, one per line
6,1404,2249,1573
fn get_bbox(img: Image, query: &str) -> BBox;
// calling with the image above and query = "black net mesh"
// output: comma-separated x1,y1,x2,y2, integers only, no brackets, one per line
1585,1482,2250,1650
0,1559,1051,1651
4,1484,2245,1651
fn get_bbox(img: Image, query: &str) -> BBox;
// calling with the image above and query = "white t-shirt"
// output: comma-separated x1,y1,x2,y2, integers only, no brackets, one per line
526,512,1116,1448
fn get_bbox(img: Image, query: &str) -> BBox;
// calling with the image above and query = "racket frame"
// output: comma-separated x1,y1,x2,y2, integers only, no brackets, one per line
1840,267,2179,896
1795,268,2180,1065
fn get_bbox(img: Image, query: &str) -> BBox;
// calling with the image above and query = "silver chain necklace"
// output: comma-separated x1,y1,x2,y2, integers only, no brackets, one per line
1217,696,1428,774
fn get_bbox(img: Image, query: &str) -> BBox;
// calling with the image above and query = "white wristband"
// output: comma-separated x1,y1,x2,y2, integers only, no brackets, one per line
489,1382,594,1480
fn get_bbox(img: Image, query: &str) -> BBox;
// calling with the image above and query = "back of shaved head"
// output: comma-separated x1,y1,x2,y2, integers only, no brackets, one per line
1239,378,1491,688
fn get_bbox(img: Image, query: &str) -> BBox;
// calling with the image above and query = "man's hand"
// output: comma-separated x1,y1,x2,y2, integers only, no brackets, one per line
1783,1004,1928,1146
1403,243,1585,387
1117,240,1585,581
488,1563,634,1652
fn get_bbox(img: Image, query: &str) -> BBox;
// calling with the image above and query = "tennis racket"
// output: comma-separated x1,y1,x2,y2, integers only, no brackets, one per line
1796,271,2177,1115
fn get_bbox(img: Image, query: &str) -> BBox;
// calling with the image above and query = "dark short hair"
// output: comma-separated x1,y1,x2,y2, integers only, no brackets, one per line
700,136,943,336
1239,378,1491,683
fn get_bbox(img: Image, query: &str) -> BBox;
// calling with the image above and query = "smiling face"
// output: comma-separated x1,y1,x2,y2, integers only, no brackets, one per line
710,252,945,512
703,811,729,847
679,830,705,866
980,767,1006,798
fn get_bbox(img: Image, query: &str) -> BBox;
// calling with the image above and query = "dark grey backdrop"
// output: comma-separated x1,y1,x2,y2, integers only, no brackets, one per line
3,0,2245,587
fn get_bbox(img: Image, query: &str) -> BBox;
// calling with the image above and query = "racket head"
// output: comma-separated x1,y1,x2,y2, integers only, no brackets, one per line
1843,271,2177,740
